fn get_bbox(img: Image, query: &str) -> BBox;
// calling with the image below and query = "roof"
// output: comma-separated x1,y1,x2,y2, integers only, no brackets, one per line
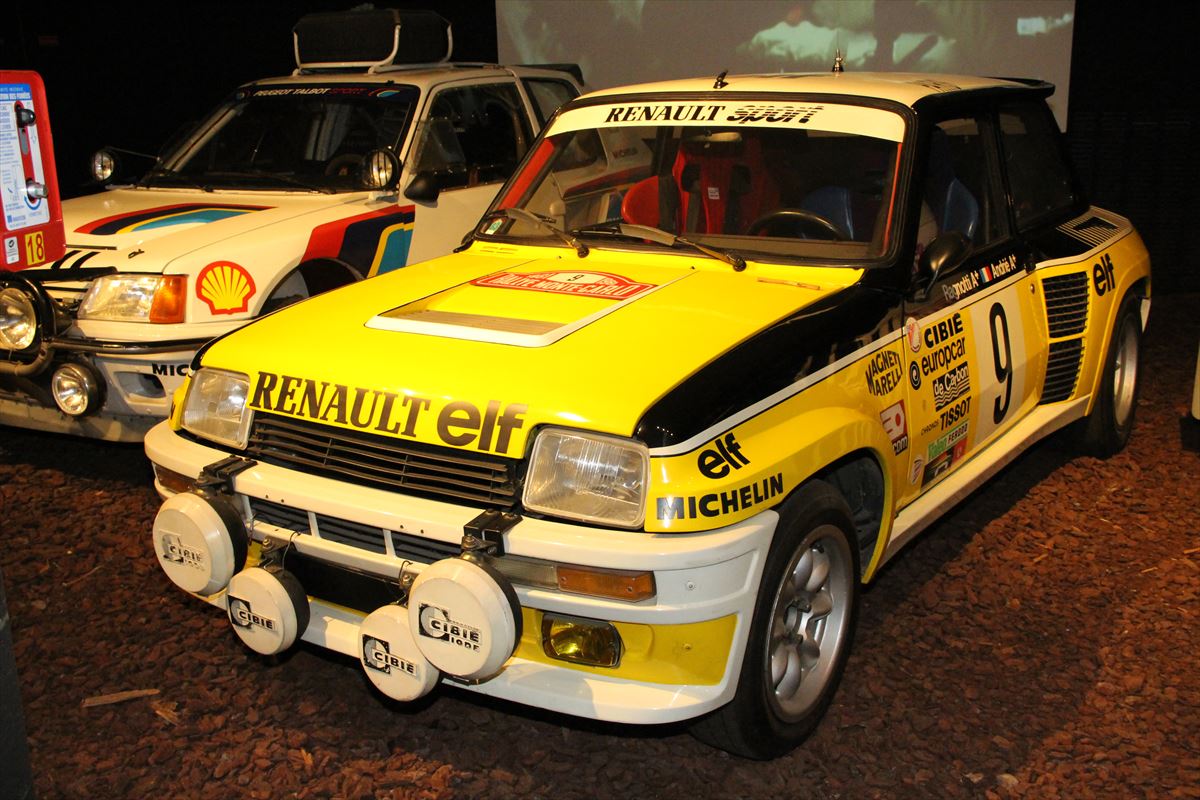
580,72,1046,108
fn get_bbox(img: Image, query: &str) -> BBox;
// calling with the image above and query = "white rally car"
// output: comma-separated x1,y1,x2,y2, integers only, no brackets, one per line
0,8,579,440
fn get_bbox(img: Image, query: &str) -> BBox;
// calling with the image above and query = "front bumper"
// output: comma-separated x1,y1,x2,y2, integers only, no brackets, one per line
145,421,778,724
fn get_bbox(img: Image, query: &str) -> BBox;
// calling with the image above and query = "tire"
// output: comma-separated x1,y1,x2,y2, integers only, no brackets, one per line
690,480,860,759
1075,293,1143,457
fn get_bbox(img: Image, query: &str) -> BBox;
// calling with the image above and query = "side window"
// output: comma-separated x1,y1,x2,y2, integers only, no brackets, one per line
522,78,579,127
918,116,1009,253
998,101,1077,229
411,82,534,190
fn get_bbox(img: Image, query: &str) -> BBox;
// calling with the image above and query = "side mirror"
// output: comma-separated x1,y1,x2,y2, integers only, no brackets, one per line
915,231,970,299
404,170,441,203
361,148,401,191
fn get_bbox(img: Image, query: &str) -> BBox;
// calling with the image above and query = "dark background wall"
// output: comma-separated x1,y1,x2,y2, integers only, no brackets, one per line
3,3,1195,293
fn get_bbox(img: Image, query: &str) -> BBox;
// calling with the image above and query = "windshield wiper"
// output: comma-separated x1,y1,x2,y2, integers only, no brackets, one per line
139,165,212,192
203,170,336,194
501,208,588,257
615,223,747,272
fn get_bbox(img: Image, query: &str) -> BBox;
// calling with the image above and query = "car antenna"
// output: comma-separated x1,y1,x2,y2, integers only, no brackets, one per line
714,69,729,89
832,48,846,73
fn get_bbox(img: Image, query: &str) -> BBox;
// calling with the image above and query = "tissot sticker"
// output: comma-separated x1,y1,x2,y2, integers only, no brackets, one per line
247,370,527,455
880,401,909,456
697,432,750,479
196,261,256,315
656,473,784,521
471,270,655,300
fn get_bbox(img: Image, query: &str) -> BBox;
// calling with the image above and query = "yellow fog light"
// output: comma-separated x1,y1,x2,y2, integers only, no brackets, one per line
541,614,622,668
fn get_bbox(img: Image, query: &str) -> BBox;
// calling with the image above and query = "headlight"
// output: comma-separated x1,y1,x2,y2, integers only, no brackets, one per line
0,286,38,350
91,149,116,182
181,368,252,448
78,274,187,323
522,429,649,529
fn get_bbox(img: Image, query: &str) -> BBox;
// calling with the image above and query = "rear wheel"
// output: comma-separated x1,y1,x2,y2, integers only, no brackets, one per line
690,480,859,759
1075,293,1142,456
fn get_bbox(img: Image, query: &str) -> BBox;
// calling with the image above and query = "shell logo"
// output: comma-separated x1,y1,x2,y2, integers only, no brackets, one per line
196,261,257,315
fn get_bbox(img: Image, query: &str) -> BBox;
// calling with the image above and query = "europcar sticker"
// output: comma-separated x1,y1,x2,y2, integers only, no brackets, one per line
549,102,905,142
196,261,256,315
471,270,656,300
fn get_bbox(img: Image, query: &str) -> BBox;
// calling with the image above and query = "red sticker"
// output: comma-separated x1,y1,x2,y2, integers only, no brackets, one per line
471,270,655,300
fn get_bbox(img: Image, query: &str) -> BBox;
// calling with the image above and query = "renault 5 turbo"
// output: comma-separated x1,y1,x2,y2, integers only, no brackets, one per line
0,8,579,440
144,70,1150,758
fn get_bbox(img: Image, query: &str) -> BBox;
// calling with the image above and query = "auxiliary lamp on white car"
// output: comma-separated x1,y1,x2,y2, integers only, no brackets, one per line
49,362,104,416
0,286,38,351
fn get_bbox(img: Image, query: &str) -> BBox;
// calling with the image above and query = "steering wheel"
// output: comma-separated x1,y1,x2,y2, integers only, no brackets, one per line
324,154,362,177
747,209,850,241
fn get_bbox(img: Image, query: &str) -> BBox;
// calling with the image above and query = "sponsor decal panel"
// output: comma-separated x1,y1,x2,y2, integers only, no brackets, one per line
880,401,909,456
905,317,922,353
151,362,191,378
248,370,528,455
942,254,1020,302
656,473,784,521
471,270,656,300
196,261,256,315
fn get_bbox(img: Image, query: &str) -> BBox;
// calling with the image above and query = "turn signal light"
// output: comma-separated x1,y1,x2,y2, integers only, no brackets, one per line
149,275,188,323
541,614,622,668
556,565,655,602
153,464,195,495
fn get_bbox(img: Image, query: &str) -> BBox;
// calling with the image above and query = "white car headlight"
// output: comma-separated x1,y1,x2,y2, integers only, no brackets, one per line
522,428,649,529
182,368,252,448
0,286,38,350
78,274,187,323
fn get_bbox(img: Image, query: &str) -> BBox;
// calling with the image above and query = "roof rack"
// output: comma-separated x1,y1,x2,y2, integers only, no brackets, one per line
292,8,452,73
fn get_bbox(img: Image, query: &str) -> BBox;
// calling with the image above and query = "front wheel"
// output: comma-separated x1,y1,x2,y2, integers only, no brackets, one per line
1075,293,1143,457
690,480,860,759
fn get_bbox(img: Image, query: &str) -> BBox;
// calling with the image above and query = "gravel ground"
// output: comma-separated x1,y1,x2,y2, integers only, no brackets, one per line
2,293,1198,800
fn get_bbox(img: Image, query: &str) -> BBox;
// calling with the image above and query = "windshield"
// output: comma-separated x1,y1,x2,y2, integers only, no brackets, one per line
483,98,905,263
147,84,419,192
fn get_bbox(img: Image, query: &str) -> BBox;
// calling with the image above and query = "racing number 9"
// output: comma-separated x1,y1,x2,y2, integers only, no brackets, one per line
989,302,1012,425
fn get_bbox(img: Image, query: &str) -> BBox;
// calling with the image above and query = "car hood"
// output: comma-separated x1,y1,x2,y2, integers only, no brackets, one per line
202,245,862,457
61,188,360,271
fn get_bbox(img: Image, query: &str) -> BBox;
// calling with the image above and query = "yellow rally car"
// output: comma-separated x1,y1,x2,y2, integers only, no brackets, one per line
143,71,1150,758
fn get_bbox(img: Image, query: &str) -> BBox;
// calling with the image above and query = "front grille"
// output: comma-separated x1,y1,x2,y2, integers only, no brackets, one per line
248,497,460,562
1042,273,1090,338
244,413,521,508
1042,338,1084,403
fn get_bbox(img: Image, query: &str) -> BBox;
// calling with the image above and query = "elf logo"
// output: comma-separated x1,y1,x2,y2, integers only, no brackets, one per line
697,432,750,479
1093,253,1116,296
